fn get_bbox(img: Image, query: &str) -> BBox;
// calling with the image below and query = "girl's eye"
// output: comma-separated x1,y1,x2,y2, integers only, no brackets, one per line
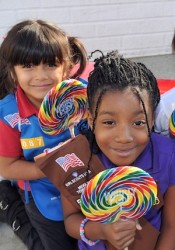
103,120,115,125
47,62,60,67
133,120,146,126
48,62,56,67
22,63,33,68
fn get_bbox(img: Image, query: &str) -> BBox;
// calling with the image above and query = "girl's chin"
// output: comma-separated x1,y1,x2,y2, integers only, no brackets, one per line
111,158,134,167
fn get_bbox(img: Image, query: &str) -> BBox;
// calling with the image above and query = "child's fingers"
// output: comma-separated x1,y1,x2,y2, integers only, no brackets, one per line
135,219,142,230
123,220,141,249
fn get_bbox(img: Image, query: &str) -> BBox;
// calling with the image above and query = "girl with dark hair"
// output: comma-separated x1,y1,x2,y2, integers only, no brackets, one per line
0,19,88,249
61,51,175,249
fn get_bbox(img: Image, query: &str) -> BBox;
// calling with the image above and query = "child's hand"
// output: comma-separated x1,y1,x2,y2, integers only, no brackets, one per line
101,219,142,250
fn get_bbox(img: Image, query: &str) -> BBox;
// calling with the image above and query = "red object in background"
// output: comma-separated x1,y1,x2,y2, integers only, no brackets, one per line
72,63,175,95
71,62,94,81
157,79,175,95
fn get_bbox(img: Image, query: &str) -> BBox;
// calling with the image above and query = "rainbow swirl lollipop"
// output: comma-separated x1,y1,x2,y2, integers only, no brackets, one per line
80,166,157,224
39,79,88,135
169,110,175,138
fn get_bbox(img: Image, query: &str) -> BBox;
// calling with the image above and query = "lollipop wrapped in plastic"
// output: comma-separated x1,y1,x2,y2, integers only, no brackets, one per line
39,79,88,135
80,166,158,224
170,110,175,138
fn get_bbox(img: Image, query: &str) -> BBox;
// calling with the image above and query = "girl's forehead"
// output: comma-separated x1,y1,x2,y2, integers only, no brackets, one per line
98,88,151,111
101,88,149,102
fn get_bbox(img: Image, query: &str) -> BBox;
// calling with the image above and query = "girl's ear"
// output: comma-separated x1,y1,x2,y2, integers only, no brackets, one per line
87,110,93,130
63,70,67,80
151,117,155,128
150,109,155,126
10,70,16,82
151,114,155,130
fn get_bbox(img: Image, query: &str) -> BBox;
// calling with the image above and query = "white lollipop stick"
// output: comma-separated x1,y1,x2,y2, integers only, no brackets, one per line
69,126,75,139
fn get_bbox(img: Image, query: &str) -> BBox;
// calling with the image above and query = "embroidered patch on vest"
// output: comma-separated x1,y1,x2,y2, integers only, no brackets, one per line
21,136,44,149
55,153,84,172
4,112,30,128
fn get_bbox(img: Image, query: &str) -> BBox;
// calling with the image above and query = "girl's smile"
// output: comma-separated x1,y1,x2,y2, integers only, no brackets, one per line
110,147,136,157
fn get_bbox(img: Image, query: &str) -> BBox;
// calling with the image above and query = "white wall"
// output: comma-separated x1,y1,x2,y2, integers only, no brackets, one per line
0,0,175,58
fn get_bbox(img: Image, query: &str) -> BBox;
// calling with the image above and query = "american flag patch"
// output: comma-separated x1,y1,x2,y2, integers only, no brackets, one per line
4,113,30,128
55,153,84,172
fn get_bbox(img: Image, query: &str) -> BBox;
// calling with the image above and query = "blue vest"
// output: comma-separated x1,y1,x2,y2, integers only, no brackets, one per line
0,78,88,221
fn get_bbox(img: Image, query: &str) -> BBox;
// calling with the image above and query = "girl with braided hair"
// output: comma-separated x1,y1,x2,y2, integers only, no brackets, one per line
60,51,175,249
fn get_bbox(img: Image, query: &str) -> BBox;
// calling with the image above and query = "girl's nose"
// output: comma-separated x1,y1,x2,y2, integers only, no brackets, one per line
114,124,133,143
35,65,49,80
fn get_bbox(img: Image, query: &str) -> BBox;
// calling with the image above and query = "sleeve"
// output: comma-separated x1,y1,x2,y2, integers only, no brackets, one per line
154,101,169,137
0,120,22,157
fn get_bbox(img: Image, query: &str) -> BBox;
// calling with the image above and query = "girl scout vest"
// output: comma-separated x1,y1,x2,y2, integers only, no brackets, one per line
0,89,88,221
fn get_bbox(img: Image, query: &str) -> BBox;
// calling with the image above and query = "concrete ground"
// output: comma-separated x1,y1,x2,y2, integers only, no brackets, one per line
131,54,175,79
0,223,26,250
0,53,175,250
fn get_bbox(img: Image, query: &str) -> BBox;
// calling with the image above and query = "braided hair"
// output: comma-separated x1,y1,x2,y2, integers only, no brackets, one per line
86,50,160,171
88,50,160,114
